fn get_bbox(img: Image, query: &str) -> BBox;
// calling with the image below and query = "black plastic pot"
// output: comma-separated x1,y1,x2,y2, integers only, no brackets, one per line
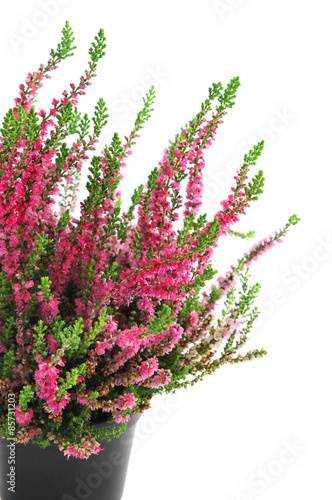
0,414,140,500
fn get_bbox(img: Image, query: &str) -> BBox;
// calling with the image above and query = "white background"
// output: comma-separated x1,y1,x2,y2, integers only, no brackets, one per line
1,1,331,499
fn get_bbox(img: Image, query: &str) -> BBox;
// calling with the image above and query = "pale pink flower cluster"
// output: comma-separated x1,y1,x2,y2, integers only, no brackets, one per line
62,439,103,460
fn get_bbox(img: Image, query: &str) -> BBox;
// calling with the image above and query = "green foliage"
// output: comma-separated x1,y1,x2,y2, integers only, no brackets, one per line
0,106,39,167
89,28,107,63
18,386,35,411
56,209,71,230
81,258,99,303
32,321,49,360
238,270,261,318
51,317,84,359
75,308,109,359
228,228,256,239
0,317,16,349
78,113,91,140
195,216,221,252
23,107,40,142
146,304,172,336
38,276,52,303
1,346,17,380
92,98,109,137
221,286,237,319
244,169,265,202
0,108,18,162
143,166,158,214
103,261,121,282
53,102,78,143
208,285,223,305
158,346,190,392
54,142,71,176
58,364,86,394
128,86,155,139
177,213,208,246
50,20,77,62
218,76,241,110
286,214,301,228
82,133,123,228
127,184,144,222
0,273,16,346
243,140,265,166
116,184,143,243
57,102,81,137
25,232,53,285
68,106,81,135
185,262,218,299
85,155,103,202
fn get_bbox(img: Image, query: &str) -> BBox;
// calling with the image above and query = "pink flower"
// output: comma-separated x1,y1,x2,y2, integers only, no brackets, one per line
146,369,171,389
15,407,33,427
188,310,199,326
62,440,103,460
28,428,42,438
95,340,114,355
138,358,158,379
34,354,70,415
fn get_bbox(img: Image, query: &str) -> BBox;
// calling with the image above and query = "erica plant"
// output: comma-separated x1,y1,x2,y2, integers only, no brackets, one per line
0,22,299,459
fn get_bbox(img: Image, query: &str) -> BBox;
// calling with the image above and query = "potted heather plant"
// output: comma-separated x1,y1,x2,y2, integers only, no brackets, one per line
0,22,299,500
